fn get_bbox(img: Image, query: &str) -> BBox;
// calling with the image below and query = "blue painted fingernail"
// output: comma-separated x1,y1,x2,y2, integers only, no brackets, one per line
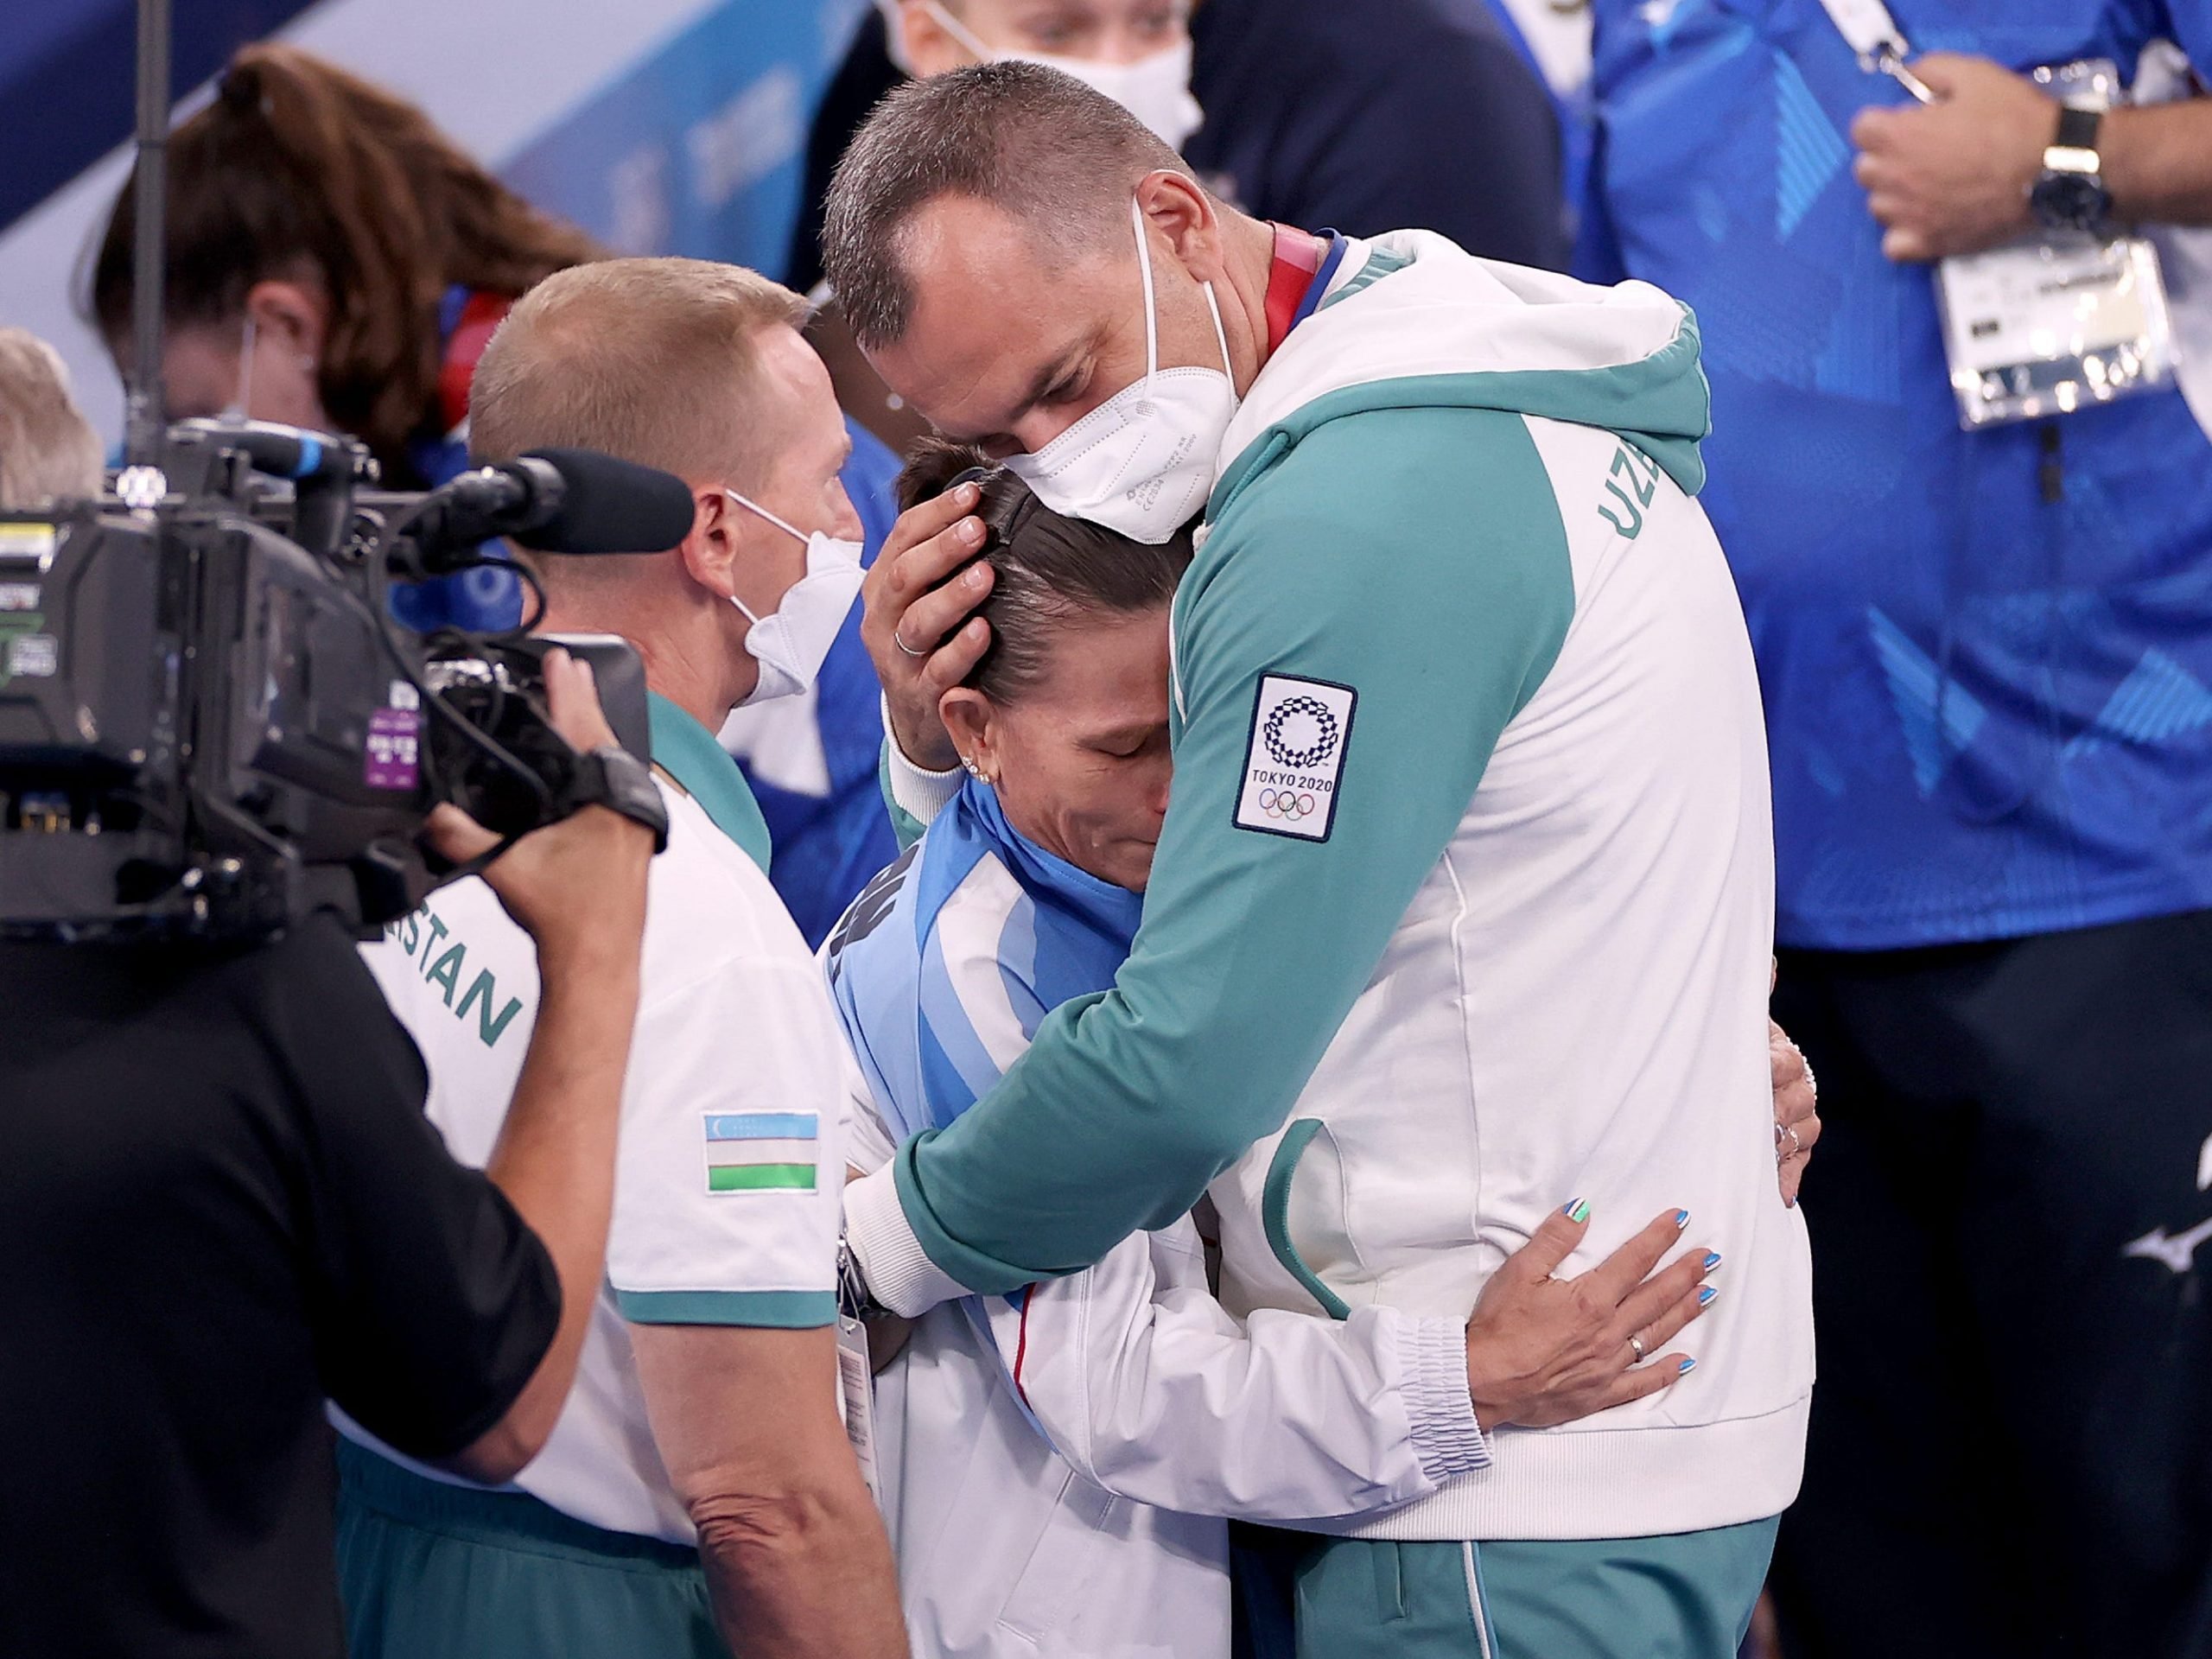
1567,1198,1590,1224
1678,1357,1697,1374
1699,1286,1718,1306
1704,1252,1723,1272
1674,1209,1691,1229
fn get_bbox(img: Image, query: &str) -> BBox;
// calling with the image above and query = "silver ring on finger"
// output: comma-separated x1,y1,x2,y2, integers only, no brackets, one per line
1777,1122,1802,1160
893,627,928,658
1627,1332,1647,1363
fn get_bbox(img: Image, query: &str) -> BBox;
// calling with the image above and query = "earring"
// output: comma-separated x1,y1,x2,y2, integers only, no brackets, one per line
962,756,992,784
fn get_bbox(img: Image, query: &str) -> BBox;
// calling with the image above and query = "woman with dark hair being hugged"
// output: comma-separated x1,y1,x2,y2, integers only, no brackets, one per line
89,42,605,629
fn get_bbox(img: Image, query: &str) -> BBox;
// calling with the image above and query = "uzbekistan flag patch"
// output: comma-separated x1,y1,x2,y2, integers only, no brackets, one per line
703,1112,818,1193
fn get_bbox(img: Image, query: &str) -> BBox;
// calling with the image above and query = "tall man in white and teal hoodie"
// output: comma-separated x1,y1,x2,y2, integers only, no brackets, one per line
823,63,1815,1658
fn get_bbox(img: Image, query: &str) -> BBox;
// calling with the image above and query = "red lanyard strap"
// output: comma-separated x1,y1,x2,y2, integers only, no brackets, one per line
1264,222,1325,356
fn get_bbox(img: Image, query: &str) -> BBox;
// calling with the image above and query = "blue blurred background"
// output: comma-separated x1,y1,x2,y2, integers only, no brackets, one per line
0,0,869,446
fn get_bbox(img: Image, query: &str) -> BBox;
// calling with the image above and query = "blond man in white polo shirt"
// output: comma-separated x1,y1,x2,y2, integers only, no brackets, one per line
339,258,906,1659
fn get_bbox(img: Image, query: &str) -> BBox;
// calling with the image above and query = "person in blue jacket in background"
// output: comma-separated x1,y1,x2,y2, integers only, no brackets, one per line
1585,5,2212,1655
720,416,905,945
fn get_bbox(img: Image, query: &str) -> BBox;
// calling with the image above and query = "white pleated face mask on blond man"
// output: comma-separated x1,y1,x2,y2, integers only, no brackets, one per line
917,1,1205,151
1004,196,1238,546
721,493,866,705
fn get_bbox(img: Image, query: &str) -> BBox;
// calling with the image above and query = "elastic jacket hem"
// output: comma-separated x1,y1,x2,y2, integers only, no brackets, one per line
1296,1394,1808,1541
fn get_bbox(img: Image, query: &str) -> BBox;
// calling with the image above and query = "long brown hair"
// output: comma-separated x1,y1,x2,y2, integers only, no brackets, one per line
90,42,605,481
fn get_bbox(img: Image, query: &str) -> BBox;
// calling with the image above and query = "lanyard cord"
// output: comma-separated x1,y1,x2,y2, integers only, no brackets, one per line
1813,0,1935,100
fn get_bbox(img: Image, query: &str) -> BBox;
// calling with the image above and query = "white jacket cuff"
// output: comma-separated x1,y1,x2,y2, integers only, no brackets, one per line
882,695,963,827
842,1161,969,1318
1395,1311,1491,1484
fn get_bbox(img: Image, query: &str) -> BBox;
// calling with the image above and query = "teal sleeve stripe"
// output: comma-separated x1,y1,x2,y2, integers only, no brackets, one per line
1317,245,1413,309
1262,1120,1353,1321
878,744,929,851
613,1288,836,1328
893,405,1575,1293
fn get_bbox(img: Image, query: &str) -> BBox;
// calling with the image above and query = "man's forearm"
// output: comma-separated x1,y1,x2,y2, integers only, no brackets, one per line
2103,100,2212,227
632,1324,900,1654
1850,58,2212,260
696,1473,907,1658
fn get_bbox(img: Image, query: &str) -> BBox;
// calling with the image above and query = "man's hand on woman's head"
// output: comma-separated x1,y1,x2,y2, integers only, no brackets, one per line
864,480,995,771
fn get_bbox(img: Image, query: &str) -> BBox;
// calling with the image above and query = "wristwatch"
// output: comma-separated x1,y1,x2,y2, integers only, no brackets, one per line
838,1235,891,1323
2030,105,2113,233
563,744,670,851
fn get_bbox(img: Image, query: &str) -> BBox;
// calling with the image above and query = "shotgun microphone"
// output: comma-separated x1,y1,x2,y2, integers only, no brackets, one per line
402,447,697,569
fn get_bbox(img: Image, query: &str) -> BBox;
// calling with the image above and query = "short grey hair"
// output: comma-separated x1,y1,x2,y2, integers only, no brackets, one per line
0,329,104,509
822,61,1192,350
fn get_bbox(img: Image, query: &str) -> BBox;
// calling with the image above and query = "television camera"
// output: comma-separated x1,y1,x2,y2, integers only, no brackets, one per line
0,422,696,940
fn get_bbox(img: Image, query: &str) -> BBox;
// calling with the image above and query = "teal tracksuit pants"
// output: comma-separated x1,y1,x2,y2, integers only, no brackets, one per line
1243,1517,1781,1659
334,1438,728,1659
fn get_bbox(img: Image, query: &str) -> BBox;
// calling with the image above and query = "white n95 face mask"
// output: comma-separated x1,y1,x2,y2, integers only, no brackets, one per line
918,3,1205,151
723,492,865,706
1004,195,1237,546
1012,40,1203,151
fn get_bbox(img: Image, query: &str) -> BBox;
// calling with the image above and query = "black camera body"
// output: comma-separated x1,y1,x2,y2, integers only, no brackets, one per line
0,423,662,941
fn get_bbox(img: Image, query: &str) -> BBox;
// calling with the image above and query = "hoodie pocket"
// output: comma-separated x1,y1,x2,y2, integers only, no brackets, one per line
1263,1119,1356,1321
994,1467,1118,1643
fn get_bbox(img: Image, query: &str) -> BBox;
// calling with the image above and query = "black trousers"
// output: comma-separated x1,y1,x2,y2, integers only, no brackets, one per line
1769,909,2212,1659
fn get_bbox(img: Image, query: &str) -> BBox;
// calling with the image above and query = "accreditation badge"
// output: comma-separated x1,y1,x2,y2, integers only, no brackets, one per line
1933,60,2177,429
836,1314,882,1509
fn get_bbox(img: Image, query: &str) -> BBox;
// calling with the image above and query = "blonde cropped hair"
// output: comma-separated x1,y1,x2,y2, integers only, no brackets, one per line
468,257,808,491
0,329,104,510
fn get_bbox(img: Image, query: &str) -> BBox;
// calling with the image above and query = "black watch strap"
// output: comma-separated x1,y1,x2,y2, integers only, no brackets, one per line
563,745,670,851
2054,104,2101,154
838,1236,888,1322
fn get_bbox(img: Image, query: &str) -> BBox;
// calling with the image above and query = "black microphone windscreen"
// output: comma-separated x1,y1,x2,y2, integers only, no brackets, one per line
518,448,697,556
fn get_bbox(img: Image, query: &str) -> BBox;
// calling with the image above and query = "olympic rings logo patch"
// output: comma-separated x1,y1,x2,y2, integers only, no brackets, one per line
1238,674,1357,843
1262,696,1340,770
